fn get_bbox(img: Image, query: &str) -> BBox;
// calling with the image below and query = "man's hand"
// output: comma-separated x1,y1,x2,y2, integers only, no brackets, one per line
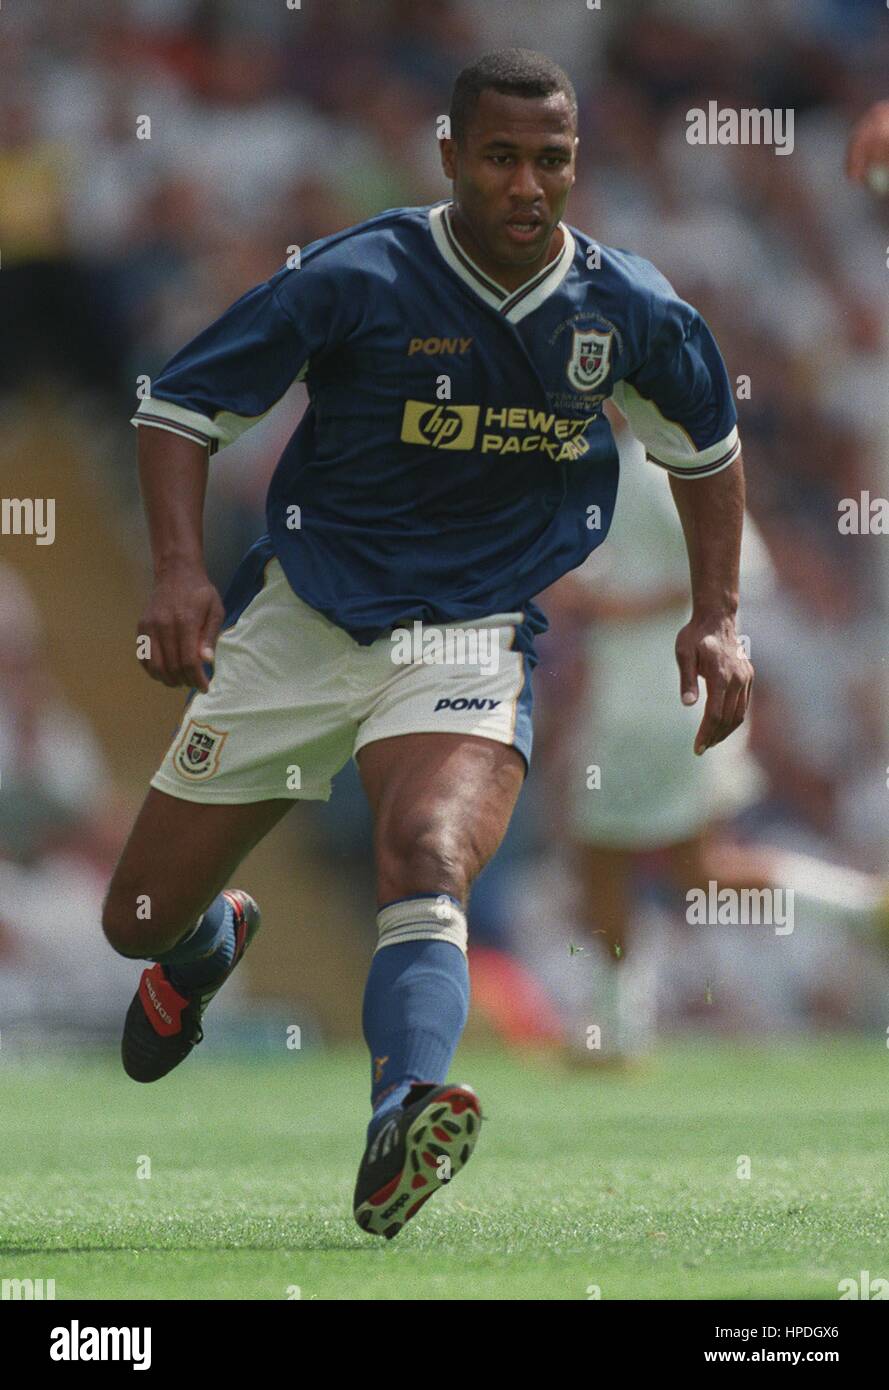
675,614,753,756
137,562,224,691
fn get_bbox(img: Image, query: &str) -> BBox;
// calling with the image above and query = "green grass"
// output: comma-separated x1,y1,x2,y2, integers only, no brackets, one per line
1,1039,888,1299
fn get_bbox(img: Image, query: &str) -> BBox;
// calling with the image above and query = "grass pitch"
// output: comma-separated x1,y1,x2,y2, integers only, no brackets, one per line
1,1039,887,1300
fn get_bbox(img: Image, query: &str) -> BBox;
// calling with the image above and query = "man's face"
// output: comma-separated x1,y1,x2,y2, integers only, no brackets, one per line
440,88,577,269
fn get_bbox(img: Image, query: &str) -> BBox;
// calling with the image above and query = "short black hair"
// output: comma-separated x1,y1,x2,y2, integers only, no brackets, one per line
449,49,578,143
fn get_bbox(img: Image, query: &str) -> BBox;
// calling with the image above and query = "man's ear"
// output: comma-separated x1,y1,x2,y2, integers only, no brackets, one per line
439,137,457,180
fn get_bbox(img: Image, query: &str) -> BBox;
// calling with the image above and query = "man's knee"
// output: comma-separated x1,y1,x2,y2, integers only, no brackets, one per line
377,810,486,902
101,877,195,959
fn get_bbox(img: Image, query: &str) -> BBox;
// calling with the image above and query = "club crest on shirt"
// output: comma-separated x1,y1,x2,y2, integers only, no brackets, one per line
173,719,228,780
566,328,613,392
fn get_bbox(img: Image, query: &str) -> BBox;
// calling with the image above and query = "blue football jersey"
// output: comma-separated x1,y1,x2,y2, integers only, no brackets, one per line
132,202,740,656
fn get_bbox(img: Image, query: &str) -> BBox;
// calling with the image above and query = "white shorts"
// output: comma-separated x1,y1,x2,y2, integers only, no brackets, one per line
152,558,533,804
570,715,764,849
569,620,763,849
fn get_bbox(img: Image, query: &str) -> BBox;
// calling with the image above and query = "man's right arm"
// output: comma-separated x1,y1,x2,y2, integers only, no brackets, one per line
136,427,224,692
130,256,356,689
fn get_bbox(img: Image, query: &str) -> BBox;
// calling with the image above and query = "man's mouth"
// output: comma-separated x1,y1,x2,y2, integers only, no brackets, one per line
504,216,545,244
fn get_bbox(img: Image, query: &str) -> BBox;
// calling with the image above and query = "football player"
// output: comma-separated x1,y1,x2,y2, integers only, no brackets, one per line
103,49,752,1238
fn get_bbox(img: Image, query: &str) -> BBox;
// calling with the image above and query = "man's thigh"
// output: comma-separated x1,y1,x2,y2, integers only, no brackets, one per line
357,732,526,906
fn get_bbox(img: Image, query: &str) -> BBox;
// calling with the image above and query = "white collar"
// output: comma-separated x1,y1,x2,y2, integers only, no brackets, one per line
428,202,575,323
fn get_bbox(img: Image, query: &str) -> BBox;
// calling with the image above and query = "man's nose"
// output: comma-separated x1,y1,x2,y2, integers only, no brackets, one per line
508,160,543,202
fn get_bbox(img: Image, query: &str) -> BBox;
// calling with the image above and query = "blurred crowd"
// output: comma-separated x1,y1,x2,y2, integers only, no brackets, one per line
2,0,889,1041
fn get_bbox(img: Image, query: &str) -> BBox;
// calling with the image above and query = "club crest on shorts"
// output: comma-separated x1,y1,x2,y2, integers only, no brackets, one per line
566,328,613,392
173,719,228,780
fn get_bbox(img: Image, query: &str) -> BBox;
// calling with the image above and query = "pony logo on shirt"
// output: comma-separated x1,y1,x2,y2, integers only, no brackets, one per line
566,328,613,392
173,719,228,780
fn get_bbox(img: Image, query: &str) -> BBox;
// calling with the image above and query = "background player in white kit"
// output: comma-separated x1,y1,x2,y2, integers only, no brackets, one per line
546,407,889,1061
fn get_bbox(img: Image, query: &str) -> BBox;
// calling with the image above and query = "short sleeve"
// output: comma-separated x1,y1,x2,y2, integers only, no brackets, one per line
130,261,347,453
612,286,740,479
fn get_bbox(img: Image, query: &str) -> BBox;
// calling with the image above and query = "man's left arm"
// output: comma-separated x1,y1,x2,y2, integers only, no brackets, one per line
610,272,754,753
669,455,753,755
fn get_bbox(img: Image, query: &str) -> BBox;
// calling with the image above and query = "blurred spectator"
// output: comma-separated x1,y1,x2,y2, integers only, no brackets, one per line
0,566,135,1035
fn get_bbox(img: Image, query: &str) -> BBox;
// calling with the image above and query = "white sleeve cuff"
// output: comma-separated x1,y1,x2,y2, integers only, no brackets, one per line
130,398,221,451
647,427,741,479
611,379,741,479
130,395,280,452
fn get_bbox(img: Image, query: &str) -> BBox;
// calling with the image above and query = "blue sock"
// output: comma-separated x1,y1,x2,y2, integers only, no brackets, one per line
362,896,470,1141
154,894,236,993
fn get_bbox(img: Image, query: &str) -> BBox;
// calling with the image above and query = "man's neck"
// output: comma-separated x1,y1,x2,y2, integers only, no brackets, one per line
448,205,564,295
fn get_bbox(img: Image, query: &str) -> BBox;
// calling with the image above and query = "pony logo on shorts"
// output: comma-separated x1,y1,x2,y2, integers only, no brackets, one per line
173,719,228,780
